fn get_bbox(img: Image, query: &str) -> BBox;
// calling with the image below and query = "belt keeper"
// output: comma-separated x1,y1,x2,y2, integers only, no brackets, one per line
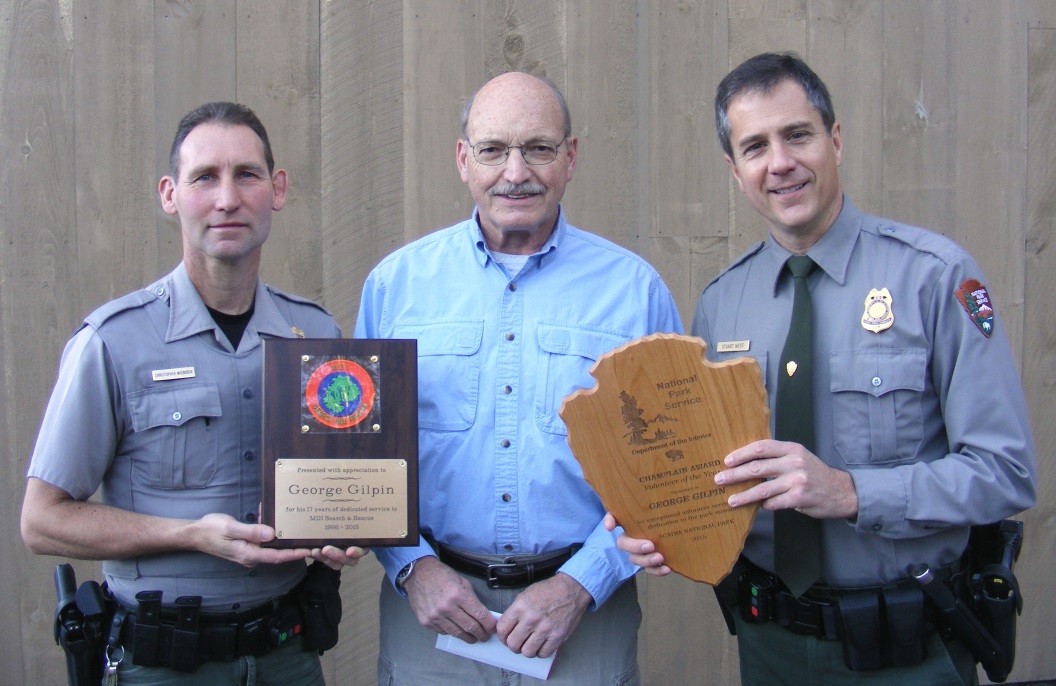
171,595,202,672
132,590,162,667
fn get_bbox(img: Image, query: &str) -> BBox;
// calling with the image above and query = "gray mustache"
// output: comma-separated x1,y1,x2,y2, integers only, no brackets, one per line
489,183,546,197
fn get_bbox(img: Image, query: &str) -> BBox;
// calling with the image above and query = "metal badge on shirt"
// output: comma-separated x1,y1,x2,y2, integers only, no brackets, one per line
861,288,894,333
955,278,995,337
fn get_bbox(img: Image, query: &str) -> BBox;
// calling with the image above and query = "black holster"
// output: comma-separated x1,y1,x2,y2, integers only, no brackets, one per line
298,561,342,654
53,564,118,686
965,520,1024,683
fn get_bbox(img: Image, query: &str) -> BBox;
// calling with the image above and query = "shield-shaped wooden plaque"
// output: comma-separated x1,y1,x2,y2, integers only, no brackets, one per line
560,333,768,585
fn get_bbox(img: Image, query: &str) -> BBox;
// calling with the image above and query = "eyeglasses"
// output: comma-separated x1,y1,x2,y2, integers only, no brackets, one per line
466,138,568,166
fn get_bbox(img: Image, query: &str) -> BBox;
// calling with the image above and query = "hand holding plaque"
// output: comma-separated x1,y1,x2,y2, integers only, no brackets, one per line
560,333,767,584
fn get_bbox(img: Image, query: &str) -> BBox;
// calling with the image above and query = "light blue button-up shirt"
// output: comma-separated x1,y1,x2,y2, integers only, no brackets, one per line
356,210,683,606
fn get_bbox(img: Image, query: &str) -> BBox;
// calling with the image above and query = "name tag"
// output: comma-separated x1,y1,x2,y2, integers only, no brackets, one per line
716,340,750,353
152,367,196,381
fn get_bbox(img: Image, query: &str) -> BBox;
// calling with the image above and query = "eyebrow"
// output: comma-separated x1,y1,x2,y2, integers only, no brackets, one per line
183,160,268,181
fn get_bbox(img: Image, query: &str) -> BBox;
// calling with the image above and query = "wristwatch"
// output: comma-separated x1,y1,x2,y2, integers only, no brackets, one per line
395,560,416,590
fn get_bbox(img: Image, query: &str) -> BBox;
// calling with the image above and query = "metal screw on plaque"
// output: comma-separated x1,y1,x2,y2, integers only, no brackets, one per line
277,460,284,468
399,530,407,537
373,424,381,431
399,460,407,468
301,425,310,433
301,355,309,362
370,355,379,363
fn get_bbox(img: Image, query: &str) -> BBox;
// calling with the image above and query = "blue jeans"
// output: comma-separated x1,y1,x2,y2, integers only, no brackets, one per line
116,634,325,686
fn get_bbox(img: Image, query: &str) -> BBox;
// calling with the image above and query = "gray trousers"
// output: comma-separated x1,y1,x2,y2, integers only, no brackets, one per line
733,612,980,686
378,572,641,685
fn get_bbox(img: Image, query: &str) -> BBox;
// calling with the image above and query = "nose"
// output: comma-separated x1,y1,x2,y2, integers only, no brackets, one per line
214,177,241,211
500,149,533,183
768,141,796,175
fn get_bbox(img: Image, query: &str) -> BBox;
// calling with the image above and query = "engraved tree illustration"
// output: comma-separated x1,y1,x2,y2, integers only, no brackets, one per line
621,391,650,444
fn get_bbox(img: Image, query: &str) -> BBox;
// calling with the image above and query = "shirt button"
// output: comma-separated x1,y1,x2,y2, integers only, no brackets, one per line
248,570,258,577
871,376,882,387
504,544,514,552
243,388,253,399
509,283,517,292
244,451,255,461
871,523,882,532
155,287,166,296
505,332,515,341
502,493,512,502
503,385,512,394
245,512,257,523
500,439,510,448
172,411,182,421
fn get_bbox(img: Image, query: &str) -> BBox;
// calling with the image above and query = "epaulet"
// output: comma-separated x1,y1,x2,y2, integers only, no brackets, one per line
870,219,961,264
704,240,766,291
82,288,159,330
264,284,333,317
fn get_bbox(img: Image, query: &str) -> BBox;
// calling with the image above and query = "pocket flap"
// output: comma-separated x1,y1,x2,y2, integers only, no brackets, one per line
128,383,222,431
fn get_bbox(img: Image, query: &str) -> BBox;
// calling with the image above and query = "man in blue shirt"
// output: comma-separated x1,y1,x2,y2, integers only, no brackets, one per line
356,72,682,684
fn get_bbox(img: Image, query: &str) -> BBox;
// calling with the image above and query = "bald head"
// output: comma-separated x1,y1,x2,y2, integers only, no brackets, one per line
461,72,572,141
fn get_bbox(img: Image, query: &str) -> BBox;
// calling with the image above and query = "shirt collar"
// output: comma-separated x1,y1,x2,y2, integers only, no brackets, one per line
765,194,862,295
165,262,295,350
470,207,565,269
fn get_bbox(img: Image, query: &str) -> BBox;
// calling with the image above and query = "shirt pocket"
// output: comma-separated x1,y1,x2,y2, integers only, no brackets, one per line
536,324,628,436
395,320,483,431
126,383,222,489
829,348,926,465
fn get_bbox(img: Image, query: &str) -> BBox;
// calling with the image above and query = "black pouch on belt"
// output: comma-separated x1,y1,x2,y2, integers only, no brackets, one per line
882,586,927,668
299,562,342,654
837,594,884,671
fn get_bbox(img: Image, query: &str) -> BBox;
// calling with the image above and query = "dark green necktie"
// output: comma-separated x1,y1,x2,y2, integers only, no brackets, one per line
773,255,821,596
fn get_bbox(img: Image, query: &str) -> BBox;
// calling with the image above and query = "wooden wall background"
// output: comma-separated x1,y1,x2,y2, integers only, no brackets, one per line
2,1,1052,683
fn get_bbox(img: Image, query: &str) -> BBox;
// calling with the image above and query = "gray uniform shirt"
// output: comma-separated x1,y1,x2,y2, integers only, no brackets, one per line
693,197,1036,587
28,263,341,610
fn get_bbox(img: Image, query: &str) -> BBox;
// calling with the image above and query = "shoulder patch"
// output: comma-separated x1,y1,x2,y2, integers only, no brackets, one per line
83,288,159,330
955,278,995,337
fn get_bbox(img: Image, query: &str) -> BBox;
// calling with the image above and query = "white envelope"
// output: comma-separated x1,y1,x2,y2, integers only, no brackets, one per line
434,611,556,680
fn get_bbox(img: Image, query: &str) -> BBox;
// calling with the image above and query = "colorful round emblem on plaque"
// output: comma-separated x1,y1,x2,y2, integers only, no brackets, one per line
305,359,376,429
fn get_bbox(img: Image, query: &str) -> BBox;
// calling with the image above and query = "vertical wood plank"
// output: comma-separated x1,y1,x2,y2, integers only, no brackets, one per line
320,0,403,332
1017,19,1056,685
72,2,157,312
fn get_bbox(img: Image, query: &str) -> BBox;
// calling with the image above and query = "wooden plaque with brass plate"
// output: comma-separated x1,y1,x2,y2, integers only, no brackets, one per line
560,333,767,585
261,338,418,548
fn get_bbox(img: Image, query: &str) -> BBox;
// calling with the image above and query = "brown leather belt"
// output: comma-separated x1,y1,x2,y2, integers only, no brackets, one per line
435,542,582,589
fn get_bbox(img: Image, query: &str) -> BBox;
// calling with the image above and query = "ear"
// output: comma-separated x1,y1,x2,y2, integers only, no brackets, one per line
456,138,470,183
271,169,288,211
158,176,178,216
830,121,843,167
725,155,746,194
564,136,578,182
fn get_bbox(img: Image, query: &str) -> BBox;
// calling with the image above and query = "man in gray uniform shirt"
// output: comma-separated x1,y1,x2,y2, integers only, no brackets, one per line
614,53,1036,684
21,102,366,685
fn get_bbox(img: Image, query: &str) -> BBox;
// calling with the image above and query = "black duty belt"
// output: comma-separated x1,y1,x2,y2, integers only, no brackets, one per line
436,542,582,589
120,590,303,671
723,556,963,642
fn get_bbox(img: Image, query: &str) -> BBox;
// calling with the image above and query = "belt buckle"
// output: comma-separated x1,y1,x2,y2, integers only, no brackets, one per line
486,562,519,589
